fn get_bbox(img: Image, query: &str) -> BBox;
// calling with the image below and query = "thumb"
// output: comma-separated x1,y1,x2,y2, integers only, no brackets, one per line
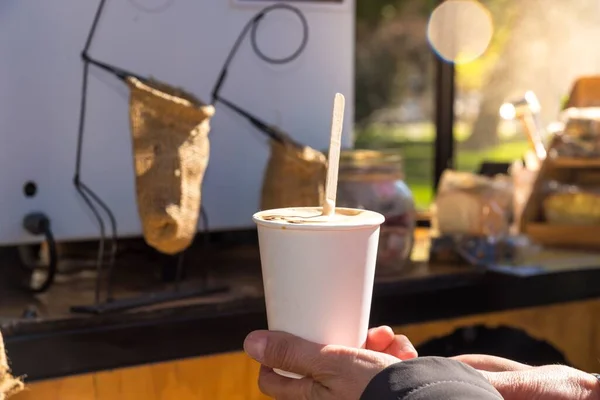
244,330,326,376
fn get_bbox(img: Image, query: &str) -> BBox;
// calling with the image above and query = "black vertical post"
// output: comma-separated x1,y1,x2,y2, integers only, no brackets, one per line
433,56,455,192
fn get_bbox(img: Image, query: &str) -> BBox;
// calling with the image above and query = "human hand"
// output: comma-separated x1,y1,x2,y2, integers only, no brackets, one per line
244,328,407,400
454,354,600,400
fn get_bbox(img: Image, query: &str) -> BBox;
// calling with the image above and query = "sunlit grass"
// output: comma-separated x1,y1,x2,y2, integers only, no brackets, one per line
354,121,518,147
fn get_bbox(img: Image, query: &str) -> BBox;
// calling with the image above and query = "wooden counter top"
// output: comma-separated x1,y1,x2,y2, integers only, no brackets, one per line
1,229,600,382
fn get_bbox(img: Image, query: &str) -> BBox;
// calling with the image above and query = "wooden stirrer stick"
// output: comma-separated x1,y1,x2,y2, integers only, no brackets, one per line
322,93,346,217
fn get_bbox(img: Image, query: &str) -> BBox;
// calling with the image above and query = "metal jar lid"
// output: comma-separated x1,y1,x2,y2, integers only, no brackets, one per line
338,149,405,181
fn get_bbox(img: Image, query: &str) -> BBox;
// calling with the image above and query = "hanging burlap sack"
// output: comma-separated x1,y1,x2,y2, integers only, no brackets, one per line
0,333,22,399
127,77,215,255
261,135,327,210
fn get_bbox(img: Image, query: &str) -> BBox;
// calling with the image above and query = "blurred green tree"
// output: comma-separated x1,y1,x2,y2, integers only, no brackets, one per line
355,0,435,125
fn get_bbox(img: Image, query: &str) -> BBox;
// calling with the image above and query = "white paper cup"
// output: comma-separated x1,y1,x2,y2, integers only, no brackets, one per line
253,207,385,379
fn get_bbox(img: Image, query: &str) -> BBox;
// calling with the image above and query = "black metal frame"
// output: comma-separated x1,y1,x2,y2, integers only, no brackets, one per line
414,49,455,227
411,0,455,227
431,1,515,194
69,0,229,314
433,57,455,191
432,0,456,194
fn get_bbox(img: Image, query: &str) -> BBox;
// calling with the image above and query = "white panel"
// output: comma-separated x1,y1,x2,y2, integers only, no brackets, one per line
0,0,354,245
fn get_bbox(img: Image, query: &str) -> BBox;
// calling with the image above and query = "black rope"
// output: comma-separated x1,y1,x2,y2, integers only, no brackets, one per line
199,205,211,287
174,251,185,292
211,3,309,145
200,205,210,249
173,204,210,291
211,3,309,101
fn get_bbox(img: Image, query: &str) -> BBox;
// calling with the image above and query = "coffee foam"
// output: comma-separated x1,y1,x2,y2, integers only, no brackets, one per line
253,207,385,229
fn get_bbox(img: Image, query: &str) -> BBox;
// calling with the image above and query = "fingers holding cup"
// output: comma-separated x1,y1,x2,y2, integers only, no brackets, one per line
366,326,395,352
366,326,418,360
384,334,418,360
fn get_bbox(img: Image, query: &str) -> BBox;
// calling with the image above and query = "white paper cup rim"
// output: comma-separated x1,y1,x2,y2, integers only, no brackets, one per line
253,207,385,231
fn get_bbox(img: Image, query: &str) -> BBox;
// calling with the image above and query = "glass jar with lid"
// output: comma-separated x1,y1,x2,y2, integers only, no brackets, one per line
337,149,416,274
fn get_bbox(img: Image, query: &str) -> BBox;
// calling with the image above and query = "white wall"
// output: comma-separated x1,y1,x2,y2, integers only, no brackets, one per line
0,0,354,245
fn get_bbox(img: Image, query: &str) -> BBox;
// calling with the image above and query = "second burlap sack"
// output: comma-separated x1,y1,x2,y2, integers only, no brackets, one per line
261,135,327,210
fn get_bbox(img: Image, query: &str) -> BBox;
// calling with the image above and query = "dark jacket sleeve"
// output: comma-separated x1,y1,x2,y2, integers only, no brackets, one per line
360,357,502,400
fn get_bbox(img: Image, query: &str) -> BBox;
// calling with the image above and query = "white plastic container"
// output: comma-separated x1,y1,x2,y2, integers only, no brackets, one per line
253,206,384,379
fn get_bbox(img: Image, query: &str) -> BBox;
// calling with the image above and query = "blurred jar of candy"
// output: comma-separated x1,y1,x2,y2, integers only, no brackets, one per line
337,150,416,274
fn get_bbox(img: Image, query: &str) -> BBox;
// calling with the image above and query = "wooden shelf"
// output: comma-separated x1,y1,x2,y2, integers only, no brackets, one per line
521,136,600,250
526,223,600,249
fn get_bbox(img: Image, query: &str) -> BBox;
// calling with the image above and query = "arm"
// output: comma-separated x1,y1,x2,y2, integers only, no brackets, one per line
455,354,600,400
361,357,502,400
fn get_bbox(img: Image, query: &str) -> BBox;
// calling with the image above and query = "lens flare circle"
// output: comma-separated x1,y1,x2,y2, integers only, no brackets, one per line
427,0,493,64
